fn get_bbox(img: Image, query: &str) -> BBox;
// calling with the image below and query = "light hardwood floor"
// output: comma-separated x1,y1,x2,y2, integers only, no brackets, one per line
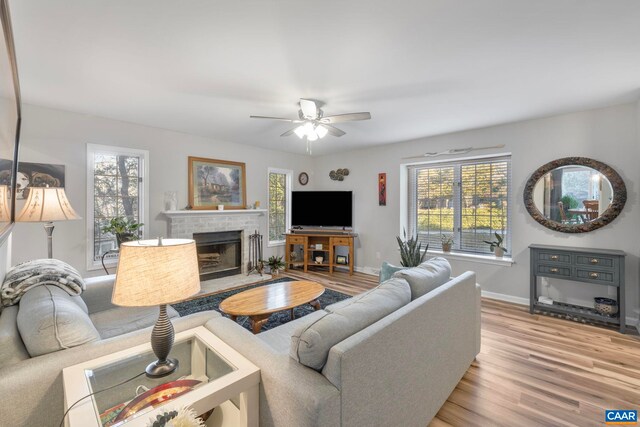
283,269,640,427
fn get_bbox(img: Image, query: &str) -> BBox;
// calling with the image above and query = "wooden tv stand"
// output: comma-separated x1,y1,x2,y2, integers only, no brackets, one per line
285,232,355,275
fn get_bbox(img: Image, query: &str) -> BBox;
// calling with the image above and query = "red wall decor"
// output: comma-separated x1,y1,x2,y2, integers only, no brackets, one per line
378,173,386,206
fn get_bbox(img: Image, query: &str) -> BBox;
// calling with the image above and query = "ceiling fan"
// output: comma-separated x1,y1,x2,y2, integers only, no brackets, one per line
250,99,371,152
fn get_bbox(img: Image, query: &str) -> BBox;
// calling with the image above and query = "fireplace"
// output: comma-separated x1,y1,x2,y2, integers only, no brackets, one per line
193,231,241,280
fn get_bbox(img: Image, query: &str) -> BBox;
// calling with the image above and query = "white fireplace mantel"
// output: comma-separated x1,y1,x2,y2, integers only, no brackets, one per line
163,209,267,218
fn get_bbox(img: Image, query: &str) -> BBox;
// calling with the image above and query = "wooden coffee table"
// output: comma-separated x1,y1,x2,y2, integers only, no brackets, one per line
219,280,325,334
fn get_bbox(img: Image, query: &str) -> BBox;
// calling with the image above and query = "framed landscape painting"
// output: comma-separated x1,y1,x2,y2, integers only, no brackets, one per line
188,156,246,210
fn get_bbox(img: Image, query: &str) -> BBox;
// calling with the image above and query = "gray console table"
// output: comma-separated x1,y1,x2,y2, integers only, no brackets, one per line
529,244,626,333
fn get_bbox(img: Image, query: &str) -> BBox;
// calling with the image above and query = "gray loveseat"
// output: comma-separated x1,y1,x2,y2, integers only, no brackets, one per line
205,265,481,427
0,275,219,427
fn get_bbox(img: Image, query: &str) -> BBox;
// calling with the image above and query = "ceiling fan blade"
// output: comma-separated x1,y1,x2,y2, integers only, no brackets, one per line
319,112,371,124
250,115,302,123
299,99,318,119
280,128,298,137
324,125,346,137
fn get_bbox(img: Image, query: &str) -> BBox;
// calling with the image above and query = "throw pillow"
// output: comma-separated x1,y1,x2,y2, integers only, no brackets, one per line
378,261,408,283
290,277,411,370
17,285,100,357
392,257,451,300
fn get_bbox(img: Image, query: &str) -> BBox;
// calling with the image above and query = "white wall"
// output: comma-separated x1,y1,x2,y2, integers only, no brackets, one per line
313,103,640,326
12,104,314,276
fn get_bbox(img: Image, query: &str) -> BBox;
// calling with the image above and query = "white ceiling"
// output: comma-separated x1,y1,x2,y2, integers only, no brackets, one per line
10,0,640,156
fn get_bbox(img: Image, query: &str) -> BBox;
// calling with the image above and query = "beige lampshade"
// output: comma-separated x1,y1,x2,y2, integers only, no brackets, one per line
0,185,10,222
17,187,81,222
112,238,200,306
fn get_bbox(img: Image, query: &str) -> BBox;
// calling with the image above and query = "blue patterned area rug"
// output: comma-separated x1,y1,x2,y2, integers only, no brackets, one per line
172,277,351,333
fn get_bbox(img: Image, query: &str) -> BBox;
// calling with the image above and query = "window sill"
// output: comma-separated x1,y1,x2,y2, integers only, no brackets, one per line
426,249,514,266
268,241,285,248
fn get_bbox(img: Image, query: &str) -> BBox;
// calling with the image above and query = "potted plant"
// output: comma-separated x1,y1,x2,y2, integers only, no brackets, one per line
441,234,454,252
396,229,428,267
483,232,506,258
265,255,285,276
101,216,144,247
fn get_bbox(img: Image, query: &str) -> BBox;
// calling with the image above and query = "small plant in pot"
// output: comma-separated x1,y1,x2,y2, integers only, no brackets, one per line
396,229,428,267
441,234,454,252
101,217,144,247
264,255,285,276
483,232,506,258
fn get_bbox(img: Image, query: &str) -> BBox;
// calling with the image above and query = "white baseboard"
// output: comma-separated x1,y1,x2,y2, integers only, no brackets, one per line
354,266,379,276
481,290,639,331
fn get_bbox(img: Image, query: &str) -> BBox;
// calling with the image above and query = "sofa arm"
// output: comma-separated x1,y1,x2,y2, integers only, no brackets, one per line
205,316,341,427
83,275,117,314
0,311,215,427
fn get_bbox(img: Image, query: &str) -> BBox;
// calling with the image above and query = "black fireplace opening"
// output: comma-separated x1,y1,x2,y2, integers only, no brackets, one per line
193,230,241,280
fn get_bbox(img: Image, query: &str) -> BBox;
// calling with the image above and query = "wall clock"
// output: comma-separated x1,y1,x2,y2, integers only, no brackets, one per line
298,172,309,186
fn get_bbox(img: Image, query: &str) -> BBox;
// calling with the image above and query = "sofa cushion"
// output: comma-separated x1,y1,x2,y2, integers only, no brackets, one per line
259,310,327,354
378,261,408,283
17,285,100,357
0,305,29,368
392,257,451,300
290,277,411,370
90,305,179,339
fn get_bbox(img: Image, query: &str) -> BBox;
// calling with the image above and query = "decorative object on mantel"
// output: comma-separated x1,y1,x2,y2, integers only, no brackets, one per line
523,157,627,233
250,98,371,155
378,173,386,206
112,238,200,378
298,172,309,186
188,156,247,210
396,229,428,267
402,144,505,159
163,191,177,211
329,168,349,181
441,234,454,252
17,187,81,259
247,230,264,276
483,232,506,258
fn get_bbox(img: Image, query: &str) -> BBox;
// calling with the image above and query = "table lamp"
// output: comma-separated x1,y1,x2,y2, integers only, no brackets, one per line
112,238,200,378
16,187,81,258
0,185,11,222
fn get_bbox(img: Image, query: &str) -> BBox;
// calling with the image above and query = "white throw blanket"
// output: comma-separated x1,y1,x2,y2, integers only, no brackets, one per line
1,259,85,309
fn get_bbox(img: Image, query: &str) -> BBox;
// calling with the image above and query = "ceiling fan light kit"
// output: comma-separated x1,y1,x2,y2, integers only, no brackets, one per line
250,98,371,155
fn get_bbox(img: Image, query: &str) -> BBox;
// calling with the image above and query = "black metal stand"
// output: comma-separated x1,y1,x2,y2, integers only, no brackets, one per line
146,304,178,378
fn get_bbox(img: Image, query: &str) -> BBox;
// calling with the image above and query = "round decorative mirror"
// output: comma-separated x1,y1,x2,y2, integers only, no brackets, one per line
524,157,626,233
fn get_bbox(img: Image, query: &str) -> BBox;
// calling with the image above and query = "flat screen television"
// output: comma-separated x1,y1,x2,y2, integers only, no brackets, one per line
291,191,353,228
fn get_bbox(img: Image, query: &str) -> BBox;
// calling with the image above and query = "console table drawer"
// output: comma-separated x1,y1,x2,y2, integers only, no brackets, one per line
537,264,571,278
331,237,352,246
538,252,571,264
575,268,617,285
575,255,615,269
288,236,306,244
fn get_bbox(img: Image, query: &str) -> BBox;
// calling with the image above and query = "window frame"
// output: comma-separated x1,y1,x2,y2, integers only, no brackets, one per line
267,167,292,247
403,153,512,257
86,143,149,270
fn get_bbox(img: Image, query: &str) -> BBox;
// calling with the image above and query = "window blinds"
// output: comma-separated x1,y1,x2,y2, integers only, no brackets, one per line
407,155,511,255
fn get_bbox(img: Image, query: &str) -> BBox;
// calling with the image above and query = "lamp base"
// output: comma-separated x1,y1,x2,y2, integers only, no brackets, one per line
145,358,179,378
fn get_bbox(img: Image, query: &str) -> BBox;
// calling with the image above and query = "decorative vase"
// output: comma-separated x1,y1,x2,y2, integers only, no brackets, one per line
116,233,136,248
494,247,505,258
442,243,452,252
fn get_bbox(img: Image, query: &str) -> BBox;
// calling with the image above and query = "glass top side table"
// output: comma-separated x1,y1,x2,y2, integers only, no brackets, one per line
63,326,260,427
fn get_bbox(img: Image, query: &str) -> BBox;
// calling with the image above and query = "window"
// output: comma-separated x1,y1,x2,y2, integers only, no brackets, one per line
87,144,149,269
406,155,511,255
267,168,292,246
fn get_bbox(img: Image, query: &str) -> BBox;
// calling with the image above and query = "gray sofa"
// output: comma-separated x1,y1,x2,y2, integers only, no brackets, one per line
0,275,220,427
206,269,481,427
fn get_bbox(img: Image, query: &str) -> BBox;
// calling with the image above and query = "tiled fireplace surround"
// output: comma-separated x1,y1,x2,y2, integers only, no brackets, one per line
163,210,266,275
